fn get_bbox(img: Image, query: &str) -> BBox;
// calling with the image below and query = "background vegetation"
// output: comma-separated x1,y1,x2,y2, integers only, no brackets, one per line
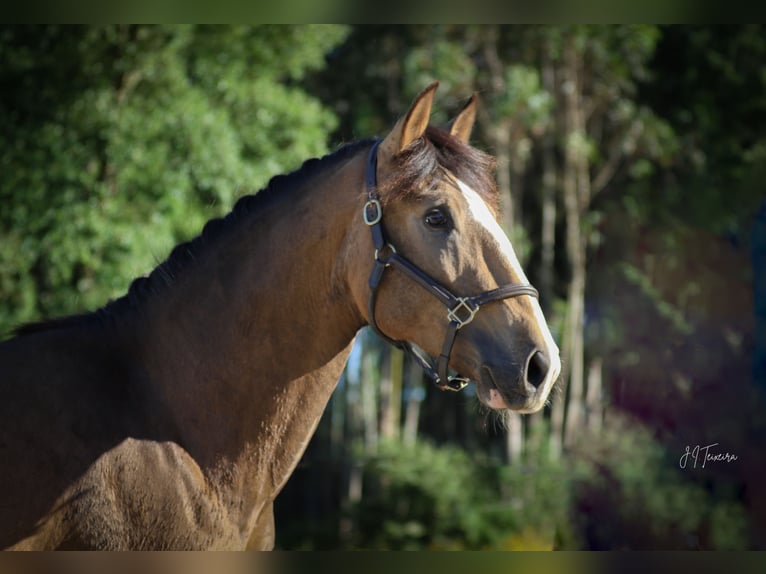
1,25,763,549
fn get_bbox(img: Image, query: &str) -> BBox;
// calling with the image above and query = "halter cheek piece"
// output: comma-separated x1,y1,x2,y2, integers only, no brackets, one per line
364,139,539,392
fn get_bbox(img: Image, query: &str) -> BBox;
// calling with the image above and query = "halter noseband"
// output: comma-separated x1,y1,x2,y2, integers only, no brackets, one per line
364,139,539,392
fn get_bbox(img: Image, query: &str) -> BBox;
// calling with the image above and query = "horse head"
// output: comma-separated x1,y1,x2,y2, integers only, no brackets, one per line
348,82,561,413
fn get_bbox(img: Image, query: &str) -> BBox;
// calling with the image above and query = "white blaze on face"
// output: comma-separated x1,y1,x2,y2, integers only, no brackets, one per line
457,179,562,412
457,179,529,284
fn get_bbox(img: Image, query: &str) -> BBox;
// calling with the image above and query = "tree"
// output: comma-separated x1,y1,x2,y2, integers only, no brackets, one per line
541,26,677,452
0,24,347,335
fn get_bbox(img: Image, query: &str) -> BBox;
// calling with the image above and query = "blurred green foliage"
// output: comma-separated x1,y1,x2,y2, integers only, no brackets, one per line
327,415,748,550
0,25,347,334
569,416,750,550
354,440,489,549
342,436,575,550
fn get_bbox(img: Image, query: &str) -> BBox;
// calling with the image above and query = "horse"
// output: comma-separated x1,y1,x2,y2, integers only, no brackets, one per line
0,82,560,550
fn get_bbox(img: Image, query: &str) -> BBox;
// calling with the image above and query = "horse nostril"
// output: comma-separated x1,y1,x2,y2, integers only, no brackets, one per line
525,350,549,389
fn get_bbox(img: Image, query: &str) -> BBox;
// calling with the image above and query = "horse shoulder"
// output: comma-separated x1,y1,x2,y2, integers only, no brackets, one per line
0,332,238,549
63,437,242,549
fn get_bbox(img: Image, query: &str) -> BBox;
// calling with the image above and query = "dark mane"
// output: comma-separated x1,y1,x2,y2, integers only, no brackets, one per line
13,128,497,338
382,125,499,213
13,138,375,337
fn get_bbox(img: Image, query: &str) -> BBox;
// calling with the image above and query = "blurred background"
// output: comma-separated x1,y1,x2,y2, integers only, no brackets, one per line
0,25,763,550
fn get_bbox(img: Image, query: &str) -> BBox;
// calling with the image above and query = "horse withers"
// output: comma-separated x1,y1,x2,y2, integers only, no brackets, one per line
0,82,560,550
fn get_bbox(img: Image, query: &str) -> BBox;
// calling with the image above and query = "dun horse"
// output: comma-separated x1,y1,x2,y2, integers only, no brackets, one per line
0,83,560,550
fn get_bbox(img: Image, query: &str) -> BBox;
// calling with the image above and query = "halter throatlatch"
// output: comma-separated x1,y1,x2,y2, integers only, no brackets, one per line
364,139,540,392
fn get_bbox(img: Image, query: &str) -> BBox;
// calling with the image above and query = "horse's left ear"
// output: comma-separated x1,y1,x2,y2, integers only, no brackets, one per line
380,81,439,161
446,93,477,143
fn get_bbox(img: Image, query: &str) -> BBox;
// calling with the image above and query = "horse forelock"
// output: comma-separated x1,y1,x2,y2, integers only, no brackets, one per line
380,126,499,215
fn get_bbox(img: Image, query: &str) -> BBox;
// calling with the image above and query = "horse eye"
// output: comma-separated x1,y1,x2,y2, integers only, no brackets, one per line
424,208,450,229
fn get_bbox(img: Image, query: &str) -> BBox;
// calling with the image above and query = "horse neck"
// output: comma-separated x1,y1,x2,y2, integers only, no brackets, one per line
134,151,367,498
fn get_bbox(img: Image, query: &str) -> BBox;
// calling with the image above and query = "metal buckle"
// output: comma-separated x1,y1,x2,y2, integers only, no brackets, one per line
363,199,382,226
447,297,477,329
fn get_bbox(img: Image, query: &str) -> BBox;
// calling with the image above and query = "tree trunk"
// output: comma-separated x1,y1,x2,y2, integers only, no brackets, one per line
509,135,529,241
563,253,586,448
403,360,424,446
380,346,403,440
340,348,365,544
478,25,519,233
360,337,379,454
330,372,346,459
390,347,404,439
585,356,603,432
378,346,392,440
539,39,557,310
382,33,403,116
561,32,588,450
495,127,517,233
505,412,524,464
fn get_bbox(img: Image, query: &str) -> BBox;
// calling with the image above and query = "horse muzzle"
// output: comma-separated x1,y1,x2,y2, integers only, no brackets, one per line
475,348,561,413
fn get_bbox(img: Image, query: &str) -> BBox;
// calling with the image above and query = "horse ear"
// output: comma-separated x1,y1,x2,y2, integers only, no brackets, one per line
380,81,439,160
446,93,477,143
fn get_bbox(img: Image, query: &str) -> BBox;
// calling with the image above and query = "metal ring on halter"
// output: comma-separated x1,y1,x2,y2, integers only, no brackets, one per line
373,243,397,265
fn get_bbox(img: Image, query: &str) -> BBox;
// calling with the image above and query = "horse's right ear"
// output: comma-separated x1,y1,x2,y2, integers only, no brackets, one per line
379,82,439,162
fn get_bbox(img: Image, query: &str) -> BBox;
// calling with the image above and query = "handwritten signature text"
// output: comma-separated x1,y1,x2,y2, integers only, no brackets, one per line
679,443,738,469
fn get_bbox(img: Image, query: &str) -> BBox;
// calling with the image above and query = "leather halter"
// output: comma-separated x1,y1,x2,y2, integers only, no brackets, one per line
364,139,540,391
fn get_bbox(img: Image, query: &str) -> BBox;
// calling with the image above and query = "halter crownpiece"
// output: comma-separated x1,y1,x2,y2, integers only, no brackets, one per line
363,139,539,392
